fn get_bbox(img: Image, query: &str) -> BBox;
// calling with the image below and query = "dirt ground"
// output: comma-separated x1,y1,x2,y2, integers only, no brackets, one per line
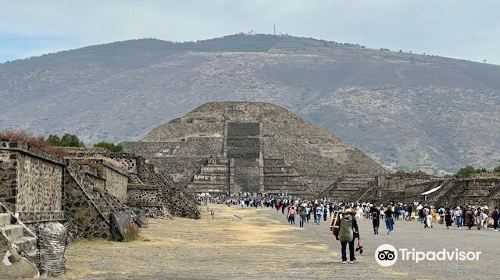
61,205,500,280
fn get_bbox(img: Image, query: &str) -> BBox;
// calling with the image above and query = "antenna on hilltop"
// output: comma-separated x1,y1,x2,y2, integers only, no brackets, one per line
274,24,276,36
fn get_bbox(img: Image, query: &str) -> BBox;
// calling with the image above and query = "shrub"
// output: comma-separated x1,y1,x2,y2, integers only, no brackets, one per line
124,223,140,241
94,141,123,153
454,166,488,178
0,130,50,150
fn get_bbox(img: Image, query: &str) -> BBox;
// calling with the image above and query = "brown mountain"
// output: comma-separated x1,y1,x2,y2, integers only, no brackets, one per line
0,34,499,173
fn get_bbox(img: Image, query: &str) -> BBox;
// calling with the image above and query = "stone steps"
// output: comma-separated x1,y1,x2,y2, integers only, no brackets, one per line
1,224,25,240
0,213,12,226
14,236,37,252
0,203,38,267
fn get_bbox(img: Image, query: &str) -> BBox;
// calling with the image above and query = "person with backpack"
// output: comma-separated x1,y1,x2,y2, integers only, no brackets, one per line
333,208,358,264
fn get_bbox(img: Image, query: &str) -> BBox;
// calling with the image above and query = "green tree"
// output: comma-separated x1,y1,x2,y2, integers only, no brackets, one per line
94,141,123,153
455,166,486,178
46,134,85,147
46,134,61,146
494,165,500,173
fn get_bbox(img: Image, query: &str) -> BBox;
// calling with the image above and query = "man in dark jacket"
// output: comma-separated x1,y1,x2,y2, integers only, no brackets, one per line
493,206,500,231
369,204,380,234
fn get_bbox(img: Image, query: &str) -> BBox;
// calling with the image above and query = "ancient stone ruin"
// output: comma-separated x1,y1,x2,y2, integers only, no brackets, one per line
0,139,200,277
123,101,387,197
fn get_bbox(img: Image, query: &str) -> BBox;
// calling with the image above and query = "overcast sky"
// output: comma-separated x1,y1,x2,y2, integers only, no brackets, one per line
1,0,500,64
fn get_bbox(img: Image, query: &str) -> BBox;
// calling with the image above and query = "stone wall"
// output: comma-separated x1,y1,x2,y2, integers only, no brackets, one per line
102,165,128,203
16,153,63,214
0,150,17,211
0,141,65,223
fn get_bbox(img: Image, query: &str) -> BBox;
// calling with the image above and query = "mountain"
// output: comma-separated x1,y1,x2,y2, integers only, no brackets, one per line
0,34,499,174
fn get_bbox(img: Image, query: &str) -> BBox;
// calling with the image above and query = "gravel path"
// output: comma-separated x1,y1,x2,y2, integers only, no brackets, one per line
62,205,500,279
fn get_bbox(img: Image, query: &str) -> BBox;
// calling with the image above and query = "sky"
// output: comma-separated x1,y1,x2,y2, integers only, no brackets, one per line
1,0,500,64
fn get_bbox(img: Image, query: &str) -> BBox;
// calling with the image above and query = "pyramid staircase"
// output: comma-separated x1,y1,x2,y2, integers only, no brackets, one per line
263,157,312,196
323,174,377,202
186,158,230,195
67,168,121,224
0,202,38,265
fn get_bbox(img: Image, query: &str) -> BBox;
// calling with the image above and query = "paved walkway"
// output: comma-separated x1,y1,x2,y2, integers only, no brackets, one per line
63,205,499,279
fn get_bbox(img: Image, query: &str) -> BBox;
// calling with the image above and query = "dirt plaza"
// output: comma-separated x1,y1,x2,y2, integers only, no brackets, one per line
63,204,499,280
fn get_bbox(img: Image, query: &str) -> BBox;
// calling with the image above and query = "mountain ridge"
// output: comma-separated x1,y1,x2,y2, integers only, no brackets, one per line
1,33,499,174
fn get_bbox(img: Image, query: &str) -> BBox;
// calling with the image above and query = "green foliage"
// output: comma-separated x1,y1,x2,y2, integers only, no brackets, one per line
46,134,85,147
455,166,487,178
94,141,123,153
494,165,500,173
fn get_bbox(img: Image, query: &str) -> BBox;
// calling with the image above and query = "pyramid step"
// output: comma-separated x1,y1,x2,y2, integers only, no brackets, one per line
25,250,39,264
1,224,25,240
0,213,12,226
14,236,37,252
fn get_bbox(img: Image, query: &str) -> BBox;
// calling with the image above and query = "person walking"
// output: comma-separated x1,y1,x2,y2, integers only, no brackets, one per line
299,204,307,228
475,207,483,230
369,204,380,234
444,207,453,230
333,209,357,264
288,205,296,225
384,204,394,234
465,207,474,230
455,207,463,230
316,204,324,225
492,206,500,231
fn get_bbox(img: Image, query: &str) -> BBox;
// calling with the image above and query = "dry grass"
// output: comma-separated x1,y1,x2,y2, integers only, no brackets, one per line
0,129,49,149
123,223,140,241
0,129,73,158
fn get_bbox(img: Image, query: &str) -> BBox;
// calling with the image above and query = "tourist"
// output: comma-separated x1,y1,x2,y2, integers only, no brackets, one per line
438,207,445,224
275,200,281,213
316,204,324,225
384,204,394,234
418,206,425,224
334,208,357,264
423,207,432,229
287,205,296,225
444,207,453,229
475,207,483,230
306,204,312,223
465,207,474,230
455,206,463,230
369,204,380,234
355,206,363,221
492,206,500,231
406,204,413,221
298,204,307,228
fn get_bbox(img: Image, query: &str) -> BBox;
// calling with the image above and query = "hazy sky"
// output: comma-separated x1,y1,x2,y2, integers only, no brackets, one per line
2,0,500,64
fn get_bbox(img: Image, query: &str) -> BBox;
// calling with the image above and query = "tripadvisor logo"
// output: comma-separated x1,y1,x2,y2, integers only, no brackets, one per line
375,244,481,267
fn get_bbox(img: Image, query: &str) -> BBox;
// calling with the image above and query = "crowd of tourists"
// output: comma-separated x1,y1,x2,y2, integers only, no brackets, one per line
203,194,499,264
